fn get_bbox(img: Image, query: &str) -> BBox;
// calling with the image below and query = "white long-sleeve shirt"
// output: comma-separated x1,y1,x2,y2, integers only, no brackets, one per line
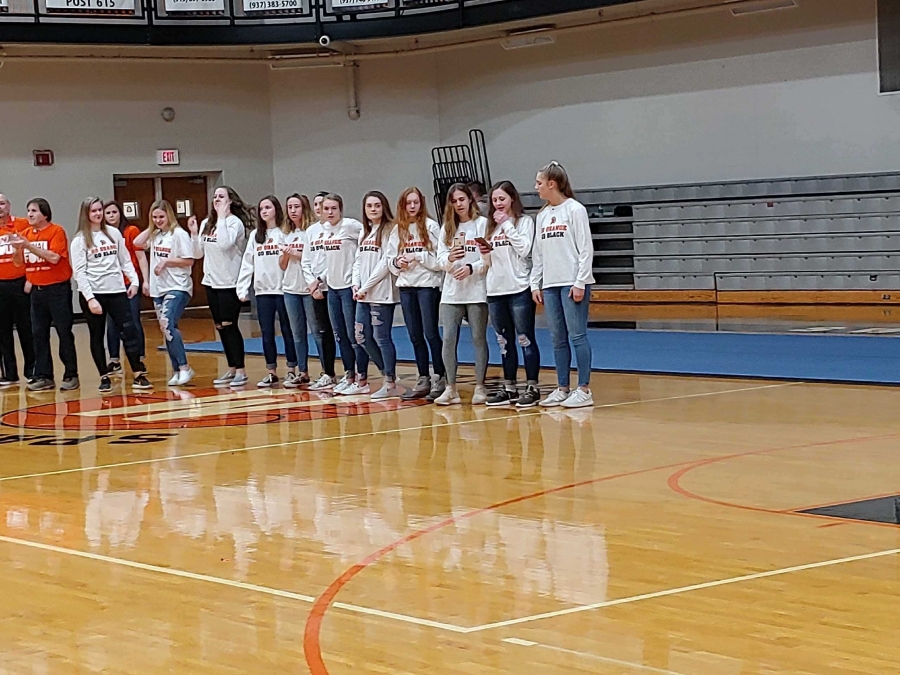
191,214,246,289
352,225,398,305
301,222,328,291
385,218,442,289
485,215,535,297
70,227,138,301
282,228,309,295
149,228,193,298
237,228,287,299
531,198,595,291
437,216,489,305
321,218,363,291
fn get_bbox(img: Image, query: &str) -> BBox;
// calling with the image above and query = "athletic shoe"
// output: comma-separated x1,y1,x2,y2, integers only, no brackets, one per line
282,372,298,388
333,374,353,395
0,378,19,388
515,385,541,409
371,382,402,400
472,385,488,405
133,374,153,390
213,371,235,387
60,377,80,391
296,373,311,386
401,376,431,400
230,373,249,388
176,368,194,387
257,374,279,388
561,388,594,409
284,372,310,389
309,374,336,391
434,386,461,406
107,361,123,376
167,373,180,387
98,376,113,393
339,381,370,396
539,388,570,408
27,378,55,392
486,389,517,407
426,376,447,402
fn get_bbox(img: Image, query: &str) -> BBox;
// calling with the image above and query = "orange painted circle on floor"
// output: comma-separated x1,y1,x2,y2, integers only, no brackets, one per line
1,388,426,431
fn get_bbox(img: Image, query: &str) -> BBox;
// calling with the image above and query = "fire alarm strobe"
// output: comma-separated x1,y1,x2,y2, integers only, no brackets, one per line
33,150,54,167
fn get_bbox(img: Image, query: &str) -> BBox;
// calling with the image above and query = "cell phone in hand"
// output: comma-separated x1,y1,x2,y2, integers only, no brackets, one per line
474,237,492,250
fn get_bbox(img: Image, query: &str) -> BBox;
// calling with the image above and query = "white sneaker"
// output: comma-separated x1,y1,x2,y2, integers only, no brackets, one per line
371,382,402,400
561,388,594,408
539,388,570,408
472,385,488,405
340,382,370,396
309,374,336,391
176,368,194,386
435,386,461,406
230,372,249,388
167,373,180,387
213,371,235,387
333,375,353,395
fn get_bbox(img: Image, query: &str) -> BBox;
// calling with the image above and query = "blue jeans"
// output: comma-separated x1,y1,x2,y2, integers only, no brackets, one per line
283,292,311,374
327,286,368,377
107,292,145,361
398,287,444,378
355,303,391,378
153,290,190,370
256,294,297,370
488,289,540,385
542,285,592,388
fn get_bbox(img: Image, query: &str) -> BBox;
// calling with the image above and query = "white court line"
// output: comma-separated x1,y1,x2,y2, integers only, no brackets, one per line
0,381,797,484
502,638,688,675
0,534,469,633
470,546,900,632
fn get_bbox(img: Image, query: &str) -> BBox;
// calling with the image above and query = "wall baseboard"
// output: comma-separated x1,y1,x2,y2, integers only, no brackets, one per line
590,290,900,305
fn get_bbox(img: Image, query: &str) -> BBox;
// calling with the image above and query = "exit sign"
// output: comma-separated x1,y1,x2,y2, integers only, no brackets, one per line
157,149,180,166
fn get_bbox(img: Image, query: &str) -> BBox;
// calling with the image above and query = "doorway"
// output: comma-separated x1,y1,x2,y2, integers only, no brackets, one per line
113,174,213,308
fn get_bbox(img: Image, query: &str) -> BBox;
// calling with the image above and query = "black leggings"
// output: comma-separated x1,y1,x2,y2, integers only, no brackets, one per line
80,293,145,376
205,286,245,369
312,294,336,377
0,277,35,382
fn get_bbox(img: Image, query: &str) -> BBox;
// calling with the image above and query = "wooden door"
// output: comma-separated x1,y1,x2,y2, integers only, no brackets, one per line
160,176,210,308
113,177,156,312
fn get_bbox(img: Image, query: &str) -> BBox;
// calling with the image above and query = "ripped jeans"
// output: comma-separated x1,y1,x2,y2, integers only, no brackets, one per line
487,289,540,385
355,302,392,378
153,290,190,370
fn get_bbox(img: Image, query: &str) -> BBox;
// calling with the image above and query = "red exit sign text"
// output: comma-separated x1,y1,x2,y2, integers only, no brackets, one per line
157,149,180,166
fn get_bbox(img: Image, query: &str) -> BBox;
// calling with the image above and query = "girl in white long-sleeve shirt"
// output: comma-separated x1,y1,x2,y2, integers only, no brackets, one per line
475,181,541,408
188,186,251,388
385,186,445,401
237,196,297,388
352,191,398,399
71,197,150,392
434,183,490,406
530,162,595,409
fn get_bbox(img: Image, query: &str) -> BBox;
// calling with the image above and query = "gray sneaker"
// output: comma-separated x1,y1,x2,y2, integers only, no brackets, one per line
426,376,446,402
401,376,431,401
27,378,55,392
60,377,80,391
230,372,249,388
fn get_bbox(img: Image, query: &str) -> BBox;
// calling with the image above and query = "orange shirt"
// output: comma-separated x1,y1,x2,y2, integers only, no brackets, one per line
23,223,72,286
0,217,29,281
122,224,142,285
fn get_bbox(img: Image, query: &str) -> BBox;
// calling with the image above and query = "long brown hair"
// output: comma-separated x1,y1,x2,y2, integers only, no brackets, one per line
76,197,107,250
148,200,181,242
361,191,394,248
207,186,252,236
285,193,314,232
538,161,576,207
254,195,287,244
441,182,479,246
485,181,525,240
102,200,132,235
395,187,433,253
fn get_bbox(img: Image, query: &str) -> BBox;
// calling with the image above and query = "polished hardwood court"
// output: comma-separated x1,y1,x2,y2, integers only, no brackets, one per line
0,316,898,675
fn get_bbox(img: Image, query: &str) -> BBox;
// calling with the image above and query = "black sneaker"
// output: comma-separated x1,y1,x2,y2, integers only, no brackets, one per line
98,376,112,393
257,374,279,388
486,389,517,407
133,374,153,390
27,378,55,392
0,377,19,388
515,385,542,409
107,361,123,375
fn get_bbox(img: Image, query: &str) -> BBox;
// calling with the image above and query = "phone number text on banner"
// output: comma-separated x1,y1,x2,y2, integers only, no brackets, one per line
244,0,302,12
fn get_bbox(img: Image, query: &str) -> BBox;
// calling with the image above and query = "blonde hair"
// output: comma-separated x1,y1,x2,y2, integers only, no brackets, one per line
76,197,107,249
285,193,314,232
395,187,434,253
441,183,479,247
148,200,181,241
538,161,576,206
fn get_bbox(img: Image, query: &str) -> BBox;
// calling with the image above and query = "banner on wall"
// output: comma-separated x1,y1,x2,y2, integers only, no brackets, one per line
45,0,135,13
243,0,303,12
164,0,224,12
0,0,9,12
332,0,388,9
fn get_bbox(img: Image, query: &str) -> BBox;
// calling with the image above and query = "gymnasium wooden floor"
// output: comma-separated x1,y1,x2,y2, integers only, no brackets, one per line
1,315,898,675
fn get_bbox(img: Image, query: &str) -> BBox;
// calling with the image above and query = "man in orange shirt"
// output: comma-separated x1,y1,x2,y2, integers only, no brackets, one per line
10,198,79,391
0,194,36,387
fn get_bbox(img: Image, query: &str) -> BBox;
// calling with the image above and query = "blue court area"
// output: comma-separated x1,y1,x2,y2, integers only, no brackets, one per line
180,326,900,386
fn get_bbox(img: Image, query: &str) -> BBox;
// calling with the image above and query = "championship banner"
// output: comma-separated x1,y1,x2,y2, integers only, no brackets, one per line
332,0,388,9
243,0,302,12
46,0,135,13
164,0,224,12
